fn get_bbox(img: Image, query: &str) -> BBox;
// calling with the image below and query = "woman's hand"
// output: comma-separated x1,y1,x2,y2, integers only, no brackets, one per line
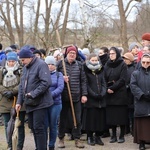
107,89,114,94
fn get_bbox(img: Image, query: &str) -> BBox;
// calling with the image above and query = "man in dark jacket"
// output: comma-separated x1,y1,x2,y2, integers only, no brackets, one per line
15,46,53,150
57,46,87,148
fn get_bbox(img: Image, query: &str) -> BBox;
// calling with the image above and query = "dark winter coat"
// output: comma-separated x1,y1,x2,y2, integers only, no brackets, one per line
130,67,150,117
126,63,136,107
84,65,106,108
57,58,87,102
104,57,128,106
49,71,64,105
17,57,53,113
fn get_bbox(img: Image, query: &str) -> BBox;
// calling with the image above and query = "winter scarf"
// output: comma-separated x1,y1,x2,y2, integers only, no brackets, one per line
2,61,20,87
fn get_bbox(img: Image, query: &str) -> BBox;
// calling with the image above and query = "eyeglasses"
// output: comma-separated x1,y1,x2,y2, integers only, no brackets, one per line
109,53,116,55
68,52,76,55
141,61,150,64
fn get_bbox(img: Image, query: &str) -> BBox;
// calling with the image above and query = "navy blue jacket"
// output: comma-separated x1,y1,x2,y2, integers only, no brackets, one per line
50,71,64,105
0,51,6,64
17,57,53,113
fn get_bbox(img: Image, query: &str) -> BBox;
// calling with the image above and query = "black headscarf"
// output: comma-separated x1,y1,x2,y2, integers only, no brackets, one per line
107,47,123,68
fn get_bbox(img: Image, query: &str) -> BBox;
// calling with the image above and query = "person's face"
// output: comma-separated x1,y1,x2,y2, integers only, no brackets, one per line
67,51,77,63
89,56,98,64
131,46,139,55
19,58,32,66
143,46,150,54
7,60,16,67
54,55,61,61
99,49,105,56
142,40,150,46
141,57,150,69
35,53,41,58
48,64,56,71
109,50,117,61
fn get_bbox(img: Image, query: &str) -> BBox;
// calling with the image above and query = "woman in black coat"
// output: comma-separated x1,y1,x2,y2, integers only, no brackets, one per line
122,52,136,135
82,53,106,146
130,53,150,150
104,47,128,143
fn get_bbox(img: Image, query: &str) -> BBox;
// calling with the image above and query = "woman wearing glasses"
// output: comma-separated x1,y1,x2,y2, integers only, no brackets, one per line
104,47,128,144
130,53,150,150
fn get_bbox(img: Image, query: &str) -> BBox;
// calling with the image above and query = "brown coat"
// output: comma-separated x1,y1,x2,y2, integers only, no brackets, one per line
0,66,25,113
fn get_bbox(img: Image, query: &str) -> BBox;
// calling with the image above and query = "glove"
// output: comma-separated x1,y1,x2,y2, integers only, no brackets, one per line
3,91,13,99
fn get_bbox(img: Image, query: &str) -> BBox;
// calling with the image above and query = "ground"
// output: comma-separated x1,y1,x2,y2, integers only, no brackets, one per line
0,124,150,150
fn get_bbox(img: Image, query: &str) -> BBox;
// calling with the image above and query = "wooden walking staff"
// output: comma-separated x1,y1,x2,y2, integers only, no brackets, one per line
55,29,77,129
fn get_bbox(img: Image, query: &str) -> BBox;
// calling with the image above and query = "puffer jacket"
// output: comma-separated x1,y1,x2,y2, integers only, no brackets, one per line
50,71,64,105
0,65,25,113
17,57,53,113
130,67,150,117
57,58,87,102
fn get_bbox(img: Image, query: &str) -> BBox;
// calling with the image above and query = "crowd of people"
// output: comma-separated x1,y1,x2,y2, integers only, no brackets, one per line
0,32,149,150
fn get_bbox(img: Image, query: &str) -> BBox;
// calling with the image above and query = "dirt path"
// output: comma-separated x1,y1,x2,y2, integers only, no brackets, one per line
0,124,149,150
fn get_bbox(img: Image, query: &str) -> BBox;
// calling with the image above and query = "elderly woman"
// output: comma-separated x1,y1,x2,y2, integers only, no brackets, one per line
0,51,25,150
130,53,150,150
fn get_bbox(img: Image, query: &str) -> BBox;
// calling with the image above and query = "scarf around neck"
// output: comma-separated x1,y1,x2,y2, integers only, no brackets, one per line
86,60,102,73
3,61,20,87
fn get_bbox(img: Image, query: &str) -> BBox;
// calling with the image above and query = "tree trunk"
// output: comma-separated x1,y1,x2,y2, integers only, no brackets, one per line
117,0,128,53
61,0,71,46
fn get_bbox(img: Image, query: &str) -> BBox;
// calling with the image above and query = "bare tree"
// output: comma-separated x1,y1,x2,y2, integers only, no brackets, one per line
0,0,15,44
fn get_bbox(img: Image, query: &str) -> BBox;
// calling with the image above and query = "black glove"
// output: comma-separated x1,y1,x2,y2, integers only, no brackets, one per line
3,91,13,99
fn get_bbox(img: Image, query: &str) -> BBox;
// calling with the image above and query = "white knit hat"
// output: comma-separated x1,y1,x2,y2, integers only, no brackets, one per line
45,56,56,66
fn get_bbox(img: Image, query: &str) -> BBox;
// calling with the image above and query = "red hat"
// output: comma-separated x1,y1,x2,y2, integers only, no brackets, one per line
66,46,77,54
142,33,150,41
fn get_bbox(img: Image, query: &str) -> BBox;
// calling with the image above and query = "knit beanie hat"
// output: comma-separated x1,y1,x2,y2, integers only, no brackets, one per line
123,52,134,62
19,45,34,58
45,56,56,66
4,47,13,54
82,48,90,56
53,50,60,57
7,52,18,61
142,33,150,41
33,50,42,57
66,46,77,54
10,44,19,51
129,42,138,51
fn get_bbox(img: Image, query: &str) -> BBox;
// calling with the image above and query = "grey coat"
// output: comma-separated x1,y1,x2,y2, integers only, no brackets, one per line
130,67,150,117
